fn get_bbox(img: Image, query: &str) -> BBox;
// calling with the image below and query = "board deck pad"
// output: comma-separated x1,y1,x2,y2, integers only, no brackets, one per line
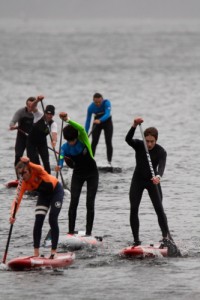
44,230,103,250
7,252,75,271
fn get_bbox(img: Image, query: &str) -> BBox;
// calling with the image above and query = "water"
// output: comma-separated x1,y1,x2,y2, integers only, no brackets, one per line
0,18,200,299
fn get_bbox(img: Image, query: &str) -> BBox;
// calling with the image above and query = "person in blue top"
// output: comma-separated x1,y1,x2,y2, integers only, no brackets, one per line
85,93,113,165
56,112,99,236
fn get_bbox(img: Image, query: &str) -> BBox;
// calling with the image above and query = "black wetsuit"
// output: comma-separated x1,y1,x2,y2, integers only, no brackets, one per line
59,120,99,236
27,117,54,174
125,126,170,242
9,107,34,167
92,115,113,163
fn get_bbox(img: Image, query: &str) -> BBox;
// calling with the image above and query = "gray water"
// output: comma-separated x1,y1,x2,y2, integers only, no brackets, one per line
0,18,200,300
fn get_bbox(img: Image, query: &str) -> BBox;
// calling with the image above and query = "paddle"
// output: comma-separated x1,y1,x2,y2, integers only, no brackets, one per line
2,177,23,264
56,119,64,178
139,124,158,183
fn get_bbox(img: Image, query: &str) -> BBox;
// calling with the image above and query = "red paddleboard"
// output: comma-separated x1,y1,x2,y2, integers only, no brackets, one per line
5,180,19,188
7,252,75,271
120,244,168,258
44,230,103,250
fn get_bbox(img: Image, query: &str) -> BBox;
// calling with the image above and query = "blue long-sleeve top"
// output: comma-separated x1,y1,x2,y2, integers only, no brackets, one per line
85,99,112,133
58,119,97,175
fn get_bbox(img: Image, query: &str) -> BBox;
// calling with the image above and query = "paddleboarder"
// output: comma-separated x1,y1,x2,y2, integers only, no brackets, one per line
85,93,113,166
26,96,58,174
125,117,173,247
9,156,64,258
56,112,99,236
9,96,39,178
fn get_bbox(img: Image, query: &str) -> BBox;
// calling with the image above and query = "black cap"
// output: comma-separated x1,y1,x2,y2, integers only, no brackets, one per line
45,105,55,115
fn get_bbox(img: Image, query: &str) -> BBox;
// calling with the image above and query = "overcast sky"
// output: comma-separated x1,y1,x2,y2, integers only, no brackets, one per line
0,0,200,19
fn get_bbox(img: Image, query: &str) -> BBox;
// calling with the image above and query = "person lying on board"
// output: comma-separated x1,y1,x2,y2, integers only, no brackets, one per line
125,117,174,247
9,157,64,259
85,92,113,166
55,112,99,236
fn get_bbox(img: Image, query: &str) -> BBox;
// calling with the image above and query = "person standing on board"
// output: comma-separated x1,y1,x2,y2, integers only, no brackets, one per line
9,156,64,258
26,96,57,174
125,117,173,247
9,96,39,177
85,93,113,166
55,112,99,236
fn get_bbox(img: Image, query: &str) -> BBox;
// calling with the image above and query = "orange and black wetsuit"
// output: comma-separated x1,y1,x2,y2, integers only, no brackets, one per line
11,162,64,250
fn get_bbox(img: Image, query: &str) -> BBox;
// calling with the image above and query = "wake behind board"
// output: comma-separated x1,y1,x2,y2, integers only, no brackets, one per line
5,180,19,188
44,230,103,251
120,244,168,258
7,252,75,271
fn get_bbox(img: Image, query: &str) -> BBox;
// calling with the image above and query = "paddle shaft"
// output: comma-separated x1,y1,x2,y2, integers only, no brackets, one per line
2,177,23,263
56,119,64,178
139,123,163,199
139,124,156,178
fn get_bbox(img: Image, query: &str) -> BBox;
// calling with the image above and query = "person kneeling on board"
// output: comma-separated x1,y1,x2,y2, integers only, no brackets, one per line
9,156,64,259
125,117,180,257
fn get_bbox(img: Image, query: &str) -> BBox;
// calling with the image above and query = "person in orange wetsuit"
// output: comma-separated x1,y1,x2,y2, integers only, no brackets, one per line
9,156,64,258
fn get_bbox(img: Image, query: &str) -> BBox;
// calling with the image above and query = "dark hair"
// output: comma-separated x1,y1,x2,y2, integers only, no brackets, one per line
63,125,78,141
93,92,103,99
144,127,158,140
26,97,36,105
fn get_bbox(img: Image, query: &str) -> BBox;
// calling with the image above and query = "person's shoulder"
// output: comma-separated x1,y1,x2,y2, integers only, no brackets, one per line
15,106,26,114
88,102,95,108
156,144,167,154
104,99,111,104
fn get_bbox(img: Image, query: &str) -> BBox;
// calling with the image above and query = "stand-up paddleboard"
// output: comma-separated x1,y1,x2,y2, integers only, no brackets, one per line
120,240,181,258
120,244,168,258
44,230,103,251
7,252,75,271
5,180,19,188
97,163,122,173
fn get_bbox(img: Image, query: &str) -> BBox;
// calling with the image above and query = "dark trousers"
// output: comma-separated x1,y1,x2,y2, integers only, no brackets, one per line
129,177,170,242
26,139,51,174
14,133,27,166
69,170,99,235
33,182,64,250
92,117,113,162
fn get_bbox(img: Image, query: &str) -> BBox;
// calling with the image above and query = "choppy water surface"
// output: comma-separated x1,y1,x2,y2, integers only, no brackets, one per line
0,18,200,300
